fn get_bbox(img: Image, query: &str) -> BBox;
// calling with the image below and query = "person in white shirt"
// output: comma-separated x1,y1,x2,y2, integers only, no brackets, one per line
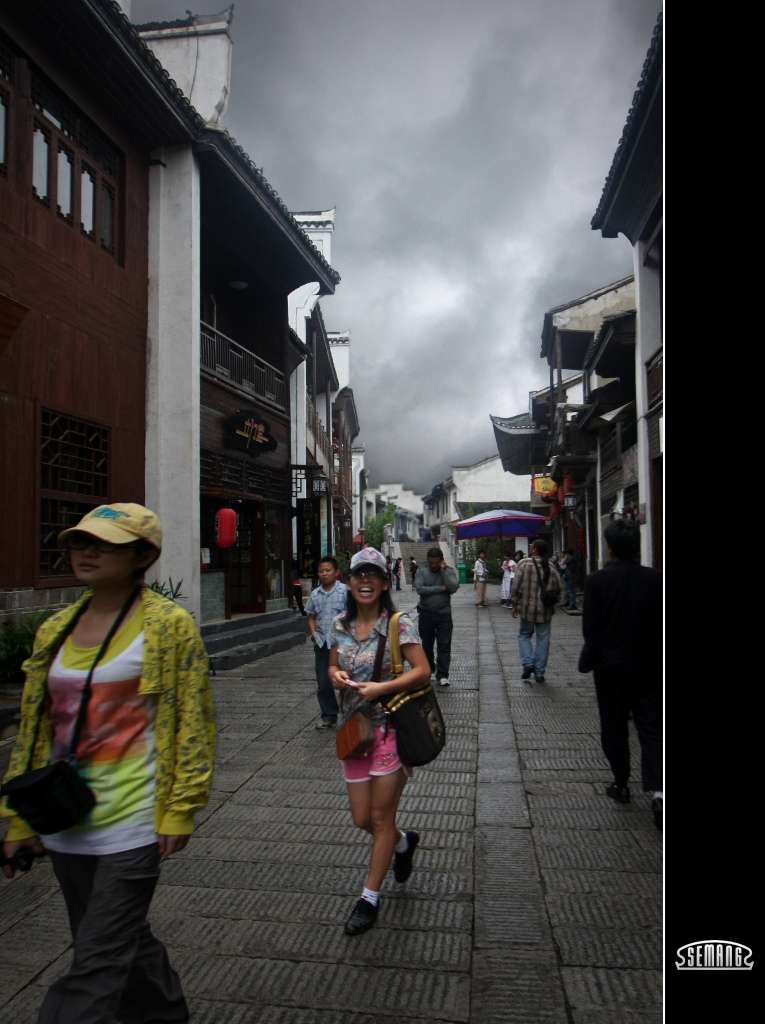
305,556,348,729
474,551,489,607
500,552,517,606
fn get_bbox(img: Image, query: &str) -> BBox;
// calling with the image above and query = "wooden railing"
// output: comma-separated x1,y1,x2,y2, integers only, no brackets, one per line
307,395,333,463
200,322,285,409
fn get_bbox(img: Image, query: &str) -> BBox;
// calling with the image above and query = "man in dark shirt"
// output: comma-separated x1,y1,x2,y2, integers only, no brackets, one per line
415,547,459,687
581,519,663,828
562,547,579,609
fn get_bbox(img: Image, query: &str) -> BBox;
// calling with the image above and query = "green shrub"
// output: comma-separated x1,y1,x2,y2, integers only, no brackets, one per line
0,610,54,683
148,578,186,601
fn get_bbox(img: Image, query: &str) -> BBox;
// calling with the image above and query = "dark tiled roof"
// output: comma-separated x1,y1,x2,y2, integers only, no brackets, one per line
592,13,663,231
96,1,339,285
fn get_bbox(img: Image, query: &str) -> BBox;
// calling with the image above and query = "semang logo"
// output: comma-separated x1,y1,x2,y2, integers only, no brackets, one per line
676,941,753,970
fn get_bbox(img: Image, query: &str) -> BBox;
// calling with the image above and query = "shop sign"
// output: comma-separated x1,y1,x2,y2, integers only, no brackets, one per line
532,476,557,496
227,410,277,456
297,498,322,578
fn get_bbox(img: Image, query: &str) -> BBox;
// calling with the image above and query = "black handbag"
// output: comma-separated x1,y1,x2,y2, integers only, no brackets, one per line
1,586,139,835
532,558,558,607
376,612,446,768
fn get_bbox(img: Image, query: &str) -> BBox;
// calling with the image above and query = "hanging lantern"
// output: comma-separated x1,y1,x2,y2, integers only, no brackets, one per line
550,501,561,517
557,487,565,504
563,475,577,495
214,508,237,547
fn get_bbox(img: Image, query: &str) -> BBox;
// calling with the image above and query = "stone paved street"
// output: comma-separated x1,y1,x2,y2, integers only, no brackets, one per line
0,584,662,1023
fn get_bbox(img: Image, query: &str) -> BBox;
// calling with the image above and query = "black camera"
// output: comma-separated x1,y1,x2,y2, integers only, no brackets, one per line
0,847,45,873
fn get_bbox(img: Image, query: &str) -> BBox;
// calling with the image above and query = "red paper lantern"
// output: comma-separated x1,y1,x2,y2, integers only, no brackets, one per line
557,487,565,504
215,508,237,548
550,501,561,517
563,476,577,495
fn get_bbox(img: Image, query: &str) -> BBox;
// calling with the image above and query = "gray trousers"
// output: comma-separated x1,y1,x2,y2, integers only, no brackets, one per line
39,843,188,1024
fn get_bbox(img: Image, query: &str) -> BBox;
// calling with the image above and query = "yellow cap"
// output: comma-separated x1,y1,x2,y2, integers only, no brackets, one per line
58,503,162,550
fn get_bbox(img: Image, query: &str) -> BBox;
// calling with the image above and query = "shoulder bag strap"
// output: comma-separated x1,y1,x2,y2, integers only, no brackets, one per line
388,612,404,678
371,631,387,683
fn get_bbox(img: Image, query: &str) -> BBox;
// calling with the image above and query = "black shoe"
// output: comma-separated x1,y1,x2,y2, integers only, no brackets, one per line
521,665,534,680
652,795,663,831
344,898,379,935
535,675,545,684
605,783,630,803
393,831,420,883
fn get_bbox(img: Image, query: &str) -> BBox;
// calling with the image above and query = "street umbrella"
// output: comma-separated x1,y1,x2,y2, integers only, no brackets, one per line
455,508,550,541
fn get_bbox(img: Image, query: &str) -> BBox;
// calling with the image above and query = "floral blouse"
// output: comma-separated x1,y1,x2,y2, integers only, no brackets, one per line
329,609,421,726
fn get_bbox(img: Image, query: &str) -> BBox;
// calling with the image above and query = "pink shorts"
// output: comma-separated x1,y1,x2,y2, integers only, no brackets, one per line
342,724,412,782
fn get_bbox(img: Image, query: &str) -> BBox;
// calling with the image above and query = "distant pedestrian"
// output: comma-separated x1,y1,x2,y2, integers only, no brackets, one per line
305,556,347,729
511,538,562,683
500,551,517,606
561,547,579,609
415,547,459,686
409,557,418,589
292,560,307,616
580,519,663,829
393,557,403,590
329,547,431,935
473,550,489,607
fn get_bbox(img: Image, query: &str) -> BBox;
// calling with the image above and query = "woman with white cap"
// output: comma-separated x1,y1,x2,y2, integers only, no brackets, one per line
1,503,216,1023
328,546,431,935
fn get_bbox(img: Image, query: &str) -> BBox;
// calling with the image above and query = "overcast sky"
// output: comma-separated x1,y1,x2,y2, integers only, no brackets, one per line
132,0,662,494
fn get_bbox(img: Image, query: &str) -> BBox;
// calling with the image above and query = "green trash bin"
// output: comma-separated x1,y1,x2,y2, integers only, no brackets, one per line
457,562,467,585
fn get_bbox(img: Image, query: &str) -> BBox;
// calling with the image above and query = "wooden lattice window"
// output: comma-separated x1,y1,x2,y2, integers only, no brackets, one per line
39,410,110,578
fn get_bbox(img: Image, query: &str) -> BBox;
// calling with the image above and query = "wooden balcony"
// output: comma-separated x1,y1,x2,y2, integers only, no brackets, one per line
307,395,333,464
200,321,285,410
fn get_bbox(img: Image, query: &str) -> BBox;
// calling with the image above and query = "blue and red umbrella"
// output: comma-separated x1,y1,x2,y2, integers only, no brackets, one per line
455,508,550,541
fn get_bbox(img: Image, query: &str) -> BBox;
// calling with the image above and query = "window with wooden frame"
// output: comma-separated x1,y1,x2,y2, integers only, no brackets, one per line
30,72,121,255
39,410,110,579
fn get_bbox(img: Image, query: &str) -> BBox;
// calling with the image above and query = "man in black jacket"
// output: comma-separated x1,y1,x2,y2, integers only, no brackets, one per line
581,519,663,828
415,548,459,686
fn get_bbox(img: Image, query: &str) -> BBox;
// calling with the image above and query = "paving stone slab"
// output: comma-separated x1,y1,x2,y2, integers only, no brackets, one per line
189,1002,467,1024
522,755,610,771
476,747,522,782
528,805,657,831
546,892,661,930
541,870,660,896
153,915,471,970
173,953,471,1021
474,828,547,946
151,886,472,932
470,949,568,1023
554,927,662,969
570,1010,662,1024
561,966,663,1009
535,843,659,874
0,883,58,937
476,782,530,826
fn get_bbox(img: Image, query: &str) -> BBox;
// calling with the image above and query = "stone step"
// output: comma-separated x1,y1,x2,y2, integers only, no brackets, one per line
200,608,297,638
207,629,308,673
202,616,308,655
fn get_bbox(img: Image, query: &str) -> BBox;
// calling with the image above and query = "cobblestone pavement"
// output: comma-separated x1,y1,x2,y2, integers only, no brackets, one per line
0,584,662,1023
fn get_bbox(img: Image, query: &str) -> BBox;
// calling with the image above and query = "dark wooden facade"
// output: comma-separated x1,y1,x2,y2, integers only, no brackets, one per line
0,22,149,591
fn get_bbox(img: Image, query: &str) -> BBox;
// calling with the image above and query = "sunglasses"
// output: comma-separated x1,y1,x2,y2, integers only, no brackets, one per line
350,570,386,580
66,534,141,555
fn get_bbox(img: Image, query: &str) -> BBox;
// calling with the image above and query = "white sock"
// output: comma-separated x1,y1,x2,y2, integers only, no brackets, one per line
653,791,663,801
361,887,380,906
394,831,409,854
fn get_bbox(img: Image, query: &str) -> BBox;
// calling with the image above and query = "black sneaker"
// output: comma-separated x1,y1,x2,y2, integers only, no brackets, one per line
344,897,379,935
535,675,545,684
393,830,420,883
605,783,630,803
521,665,534,680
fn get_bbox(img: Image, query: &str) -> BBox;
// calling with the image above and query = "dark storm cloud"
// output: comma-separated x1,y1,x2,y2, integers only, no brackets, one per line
132,0,663,490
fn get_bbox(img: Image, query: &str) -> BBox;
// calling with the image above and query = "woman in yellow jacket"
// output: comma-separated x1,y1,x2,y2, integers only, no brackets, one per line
1,503,216,1024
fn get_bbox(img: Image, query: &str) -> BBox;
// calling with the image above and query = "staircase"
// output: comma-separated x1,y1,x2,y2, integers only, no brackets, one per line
398,541,456,585
201,609,309,672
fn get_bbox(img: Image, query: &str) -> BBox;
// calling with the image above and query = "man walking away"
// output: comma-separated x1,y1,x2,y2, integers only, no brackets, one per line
580,519,663,829
305,556,348,729
474,550,489,607
511,539,562,683
415,547,459,686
